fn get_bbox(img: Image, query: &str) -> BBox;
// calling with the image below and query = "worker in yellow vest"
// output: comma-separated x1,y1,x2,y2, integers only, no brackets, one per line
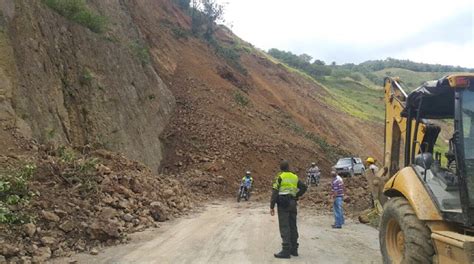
270,160,307,258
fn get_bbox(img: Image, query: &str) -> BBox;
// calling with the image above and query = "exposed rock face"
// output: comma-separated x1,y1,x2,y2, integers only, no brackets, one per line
0,0,175,170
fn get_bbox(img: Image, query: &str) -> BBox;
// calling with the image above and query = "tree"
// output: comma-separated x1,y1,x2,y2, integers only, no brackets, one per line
201,0,225,40
298,53,313,63
313,59,326,66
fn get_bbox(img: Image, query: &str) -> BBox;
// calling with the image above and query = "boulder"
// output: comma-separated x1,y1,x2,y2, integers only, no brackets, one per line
121,213,134,222
40,236,56,246
59,221,75,233
41,211,60,222
32,247,51,262
358,214,370,224
149,202,168,222
23,223,36,237
1,243,19,257
99,207,118,220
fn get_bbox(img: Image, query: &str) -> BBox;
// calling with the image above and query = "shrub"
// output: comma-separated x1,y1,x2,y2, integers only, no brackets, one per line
233,91,249,106
79,68,93,86
211,39,247,75
0,164,36,224
130,41,151,65
43,0,107,33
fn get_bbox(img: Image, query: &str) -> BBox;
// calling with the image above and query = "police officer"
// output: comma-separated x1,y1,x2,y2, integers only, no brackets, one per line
270,160,307,258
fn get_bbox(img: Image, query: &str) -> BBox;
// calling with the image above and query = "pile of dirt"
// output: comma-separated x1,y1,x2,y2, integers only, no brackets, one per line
0,143,196,263
300,176,372,215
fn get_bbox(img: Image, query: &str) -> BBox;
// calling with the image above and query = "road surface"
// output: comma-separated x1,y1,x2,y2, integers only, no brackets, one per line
58,201,381,264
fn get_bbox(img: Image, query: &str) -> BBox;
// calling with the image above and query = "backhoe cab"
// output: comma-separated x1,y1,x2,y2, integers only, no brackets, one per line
378,74,474,263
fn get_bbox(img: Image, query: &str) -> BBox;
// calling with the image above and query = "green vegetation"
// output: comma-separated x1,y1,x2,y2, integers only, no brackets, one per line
0,164,36,224
267,48,474,122
130,41,151,65
268,48,332,78
359,58,473,73
373,68,456,91
56,146,101,194
211,39,247,74
43,0,107,33
79,68,93,86
318,77,384,121
233,91,250,106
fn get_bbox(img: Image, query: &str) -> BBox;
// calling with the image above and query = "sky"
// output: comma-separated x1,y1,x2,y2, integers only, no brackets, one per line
217,0,474,68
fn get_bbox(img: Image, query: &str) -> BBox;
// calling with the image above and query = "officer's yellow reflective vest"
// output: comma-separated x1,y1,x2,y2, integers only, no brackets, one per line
272,172,298,196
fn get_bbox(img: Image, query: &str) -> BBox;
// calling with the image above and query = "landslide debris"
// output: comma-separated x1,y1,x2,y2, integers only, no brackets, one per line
0,141,195,262
300,176,373,215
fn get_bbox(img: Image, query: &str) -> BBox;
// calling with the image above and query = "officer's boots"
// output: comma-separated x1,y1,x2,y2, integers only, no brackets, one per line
274,249,291,259
291,243,299,256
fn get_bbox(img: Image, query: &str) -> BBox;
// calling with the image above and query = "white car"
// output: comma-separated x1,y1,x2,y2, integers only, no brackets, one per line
334,157,365,177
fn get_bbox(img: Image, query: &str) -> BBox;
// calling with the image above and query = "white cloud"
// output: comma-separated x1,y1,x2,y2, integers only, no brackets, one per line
218,0,474,67
396,41,474,67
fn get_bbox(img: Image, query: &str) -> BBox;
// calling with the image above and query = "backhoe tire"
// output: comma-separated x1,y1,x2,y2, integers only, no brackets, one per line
380,197,434,264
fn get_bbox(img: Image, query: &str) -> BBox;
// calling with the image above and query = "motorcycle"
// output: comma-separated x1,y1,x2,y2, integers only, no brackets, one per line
237,182,251,202
306,171,321,187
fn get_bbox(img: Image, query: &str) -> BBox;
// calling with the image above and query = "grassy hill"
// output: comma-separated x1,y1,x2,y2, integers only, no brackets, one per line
373,68,464,91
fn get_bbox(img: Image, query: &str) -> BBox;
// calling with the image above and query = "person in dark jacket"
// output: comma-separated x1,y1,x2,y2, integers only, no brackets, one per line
270,160,307,258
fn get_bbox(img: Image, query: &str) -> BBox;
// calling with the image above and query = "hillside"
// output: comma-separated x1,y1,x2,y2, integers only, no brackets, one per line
0,0,383,261
266,49,473,124
373,68,463,91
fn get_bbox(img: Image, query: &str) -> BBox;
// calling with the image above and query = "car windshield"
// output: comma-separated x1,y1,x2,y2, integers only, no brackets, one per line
461,88,474,205
336,158,352,166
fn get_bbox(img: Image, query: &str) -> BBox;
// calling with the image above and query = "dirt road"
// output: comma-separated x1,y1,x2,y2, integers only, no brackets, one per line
59,201,381,264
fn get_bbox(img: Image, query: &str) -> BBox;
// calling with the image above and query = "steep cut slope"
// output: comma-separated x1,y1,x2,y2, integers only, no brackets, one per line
0,0,174,170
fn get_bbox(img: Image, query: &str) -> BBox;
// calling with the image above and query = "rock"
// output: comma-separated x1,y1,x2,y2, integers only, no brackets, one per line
20,256,32,263
149,202,167,222
40,236,56,245
97,164,112,175
1,243,19,257
90,248,99,255
121,213,134,222
162,189,175,199
99,207,117,220
358,214,370,224
88,221,121,241
117,200,131,210
0,255,5,263
32,247,51,262
54,209,68,217
41,211,60,222
23,223,36,237
59,220,75,233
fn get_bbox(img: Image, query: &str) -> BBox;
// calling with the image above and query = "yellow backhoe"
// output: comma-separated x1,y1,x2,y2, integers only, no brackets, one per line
375,74,474,263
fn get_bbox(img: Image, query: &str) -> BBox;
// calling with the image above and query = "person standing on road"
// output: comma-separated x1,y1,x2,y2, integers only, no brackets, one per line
331,170,345,229
270,160,307,259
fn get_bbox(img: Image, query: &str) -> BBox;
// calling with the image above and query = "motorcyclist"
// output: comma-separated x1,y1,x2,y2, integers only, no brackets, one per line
241,171,254,193
306,162,320,185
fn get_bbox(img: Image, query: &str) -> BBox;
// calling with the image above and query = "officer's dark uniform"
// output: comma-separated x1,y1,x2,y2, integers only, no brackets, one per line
270,161,307,258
